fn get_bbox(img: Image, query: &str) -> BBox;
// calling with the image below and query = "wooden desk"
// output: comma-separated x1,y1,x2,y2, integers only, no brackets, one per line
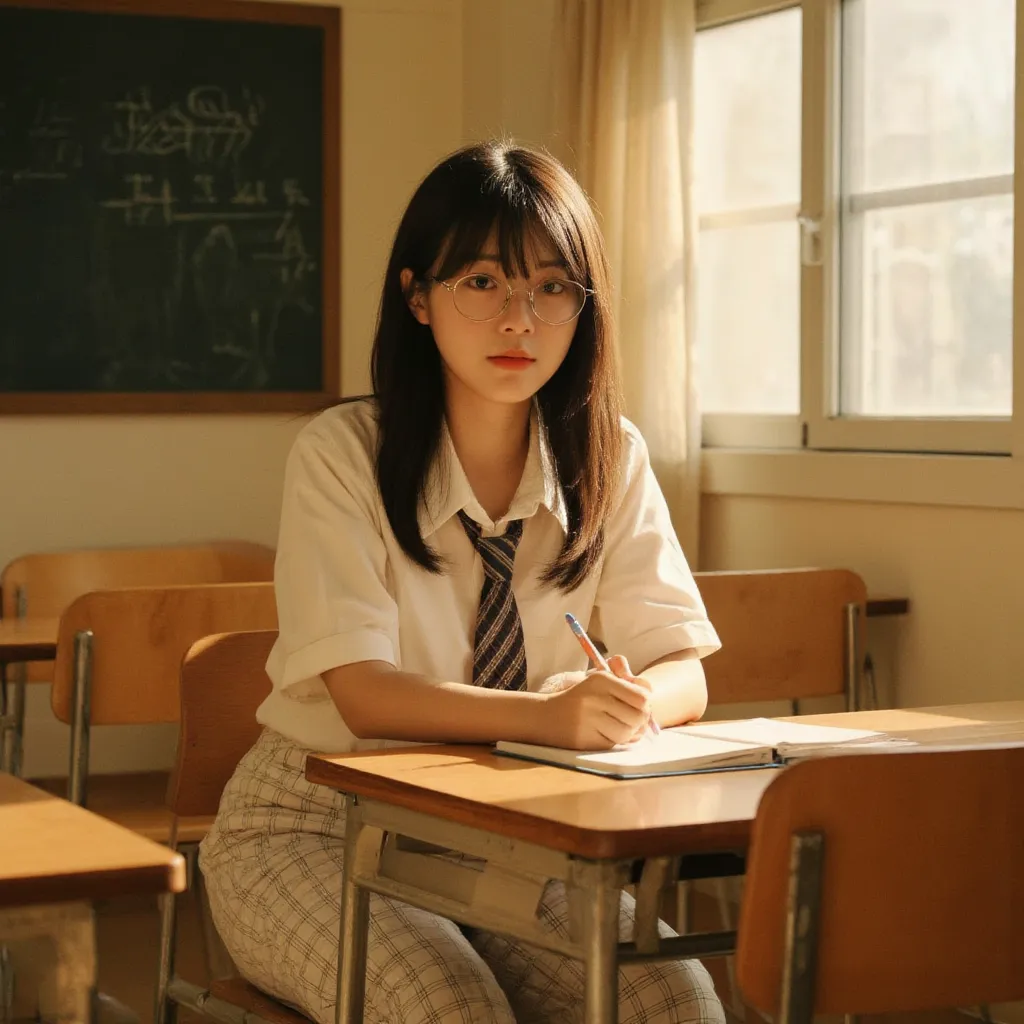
0,772,185,1023
0,617,59,776
0,772,186,905
307,699,1024,1024
311,745,777,861
0,616,58,664
864,596,910,618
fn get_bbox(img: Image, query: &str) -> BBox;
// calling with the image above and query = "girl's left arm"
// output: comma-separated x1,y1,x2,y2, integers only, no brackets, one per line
637,648,708,727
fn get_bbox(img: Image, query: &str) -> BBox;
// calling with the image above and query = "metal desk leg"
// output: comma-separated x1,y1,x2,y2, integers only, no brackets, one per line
5,586,29,777
335,811,371,1024
0,662,10,775
575,861,622,1024
7,665,26,778
0,944,12,1024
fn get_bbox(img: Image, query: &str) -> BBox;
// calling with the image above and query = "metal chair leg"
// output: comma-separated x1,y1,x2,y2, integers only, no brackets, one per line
155,849,181,1024
0,943,12,1024
0,585,29,777
674,879,691,934
0,663,10,776
862,652,879,710
840,604,866,1024
7,665,26,778
779,832,825,1024
843,602,863,712
68,630,94,807
714,878,745,1022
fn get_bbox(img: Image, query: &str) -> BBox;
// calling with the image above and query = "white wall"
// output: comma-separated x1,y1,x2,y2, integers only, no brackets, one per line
700,492,1024,704
461,0,559,148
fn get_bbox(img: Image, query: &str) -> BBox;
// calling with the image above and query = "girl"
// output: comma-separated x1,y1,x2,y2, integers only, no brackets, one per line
200,140,724,1024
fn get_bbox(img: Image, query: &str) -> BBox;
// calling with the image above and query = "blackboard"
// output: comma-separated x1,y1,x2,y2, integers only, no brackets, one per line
0,0,340,413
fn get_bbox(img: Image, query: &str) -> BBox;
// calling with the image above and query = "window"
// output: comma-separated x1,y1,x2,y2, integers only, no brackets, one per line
841,0,1015,420
695,0,1018,455
695,8,802,418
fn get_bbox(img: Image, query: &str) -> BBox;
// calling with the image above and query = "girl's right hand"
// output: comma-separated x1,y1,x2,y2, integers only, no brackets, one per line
539,660,652,750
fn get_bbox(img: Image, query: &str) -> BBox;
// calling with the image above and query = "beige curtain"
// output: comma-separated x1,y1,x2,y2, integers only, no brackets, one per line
554,0,702,563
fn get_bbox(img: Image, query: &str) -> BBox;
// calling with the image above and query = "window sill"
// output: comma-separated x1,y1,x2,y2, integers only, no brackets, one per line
701,447,1024,511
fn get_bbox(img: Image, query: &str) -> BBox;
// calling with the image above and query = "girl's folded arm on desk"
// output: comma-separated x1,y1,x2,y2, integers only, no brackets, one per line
323,660,546,743
322,660,653,749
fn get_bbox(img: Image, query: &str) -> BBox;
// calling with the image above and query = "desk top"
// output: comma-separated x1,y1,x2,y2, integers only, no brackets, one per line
864,596,910,617
306,700,1024,860
0,773,187,907
0,617,59,663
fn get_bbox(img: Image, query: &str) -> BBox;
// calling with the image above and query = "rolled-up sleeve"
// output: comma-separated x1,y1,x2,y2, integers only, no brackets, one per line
593,423,721,672
267,422,399,703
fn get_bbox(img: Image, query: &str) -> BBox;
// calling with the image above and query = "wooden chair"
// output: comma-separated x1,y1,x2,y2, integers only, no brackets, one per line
48,581,277,843
694,568,868,712
736,747,1024,1024
684,568,868,1013
0,540,275,776
159,629,310,1024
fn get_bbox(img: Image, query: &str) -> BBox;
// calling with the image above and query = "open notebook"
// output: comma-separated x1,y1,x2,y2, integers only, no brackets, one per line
494,717,904,779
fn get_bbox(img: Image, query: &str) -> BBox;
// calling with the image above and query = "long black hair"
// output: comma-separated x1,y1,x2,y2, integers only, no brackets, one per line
369,140,623,592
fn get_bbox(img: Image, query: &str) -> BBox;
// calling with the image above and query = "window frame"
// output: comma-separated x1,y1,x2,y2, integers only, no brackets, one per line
696,0,1024,464
696,0,805,448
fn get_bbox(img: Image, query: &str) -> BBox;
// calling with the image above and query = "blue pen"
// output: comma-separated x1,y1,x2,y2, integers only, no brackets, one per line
564,613,660,737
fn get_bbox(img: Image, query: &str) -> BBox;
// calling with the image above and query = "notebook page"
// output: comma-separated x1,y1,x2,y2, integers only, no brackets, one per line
575,730,767,769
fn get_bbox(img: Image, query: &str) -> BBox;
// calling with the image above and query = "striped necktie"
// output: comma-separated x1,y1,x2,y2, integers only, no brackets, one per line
457,510,528,691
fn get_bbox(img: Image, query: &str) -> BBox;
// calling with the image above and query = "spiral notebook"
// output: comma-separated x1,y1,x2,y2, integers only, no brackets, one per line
494,717,898,779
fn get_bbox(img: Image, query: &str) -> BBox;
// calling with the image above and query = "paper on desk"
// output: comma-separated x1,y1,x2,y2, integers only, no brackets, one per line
681,716,1024,760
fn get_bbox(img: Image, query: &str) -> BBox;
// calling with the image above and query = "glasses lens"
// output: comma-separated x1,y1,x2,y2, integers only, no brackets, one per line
452,274,508,321
532,279,587,324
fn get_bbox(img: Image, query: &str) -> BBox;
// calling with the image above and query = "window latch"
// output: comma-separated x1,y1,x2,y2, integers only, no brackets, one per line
798,214,823,267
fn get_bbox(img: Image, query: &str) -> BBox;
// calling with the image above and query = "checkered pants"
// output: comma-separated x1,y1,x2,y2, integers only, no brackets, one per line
199,728,725,1024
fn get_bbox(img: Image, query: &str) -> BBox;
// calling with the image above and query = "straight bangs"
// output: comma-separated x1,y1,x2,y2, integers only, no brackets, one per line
432,176,590,289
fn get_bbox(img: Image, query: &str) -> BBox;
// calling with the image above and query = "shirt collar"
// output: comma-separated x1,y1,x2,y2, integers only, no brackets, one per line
418,403,568,538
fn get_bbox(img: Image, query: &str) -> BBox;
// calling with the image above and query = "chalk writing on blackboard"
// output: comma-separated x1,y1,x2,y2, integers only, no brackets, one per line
0,4,329,400
101,86,262,164
1,95,83,185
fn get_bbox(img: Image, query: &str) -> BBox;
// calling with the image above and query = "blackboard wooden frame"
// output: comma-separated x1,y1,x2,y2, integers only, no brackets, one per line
0,0,341,414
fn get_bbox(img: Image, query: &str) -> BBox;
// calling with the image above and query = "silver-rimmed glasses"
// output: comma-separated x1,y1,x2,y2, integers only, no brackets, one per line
431,272,594,326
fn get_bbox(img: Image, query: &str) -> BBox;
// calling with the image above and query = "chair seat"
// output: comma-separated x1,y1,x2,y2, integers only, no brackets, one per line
29,771,214,843
209,978,312,1024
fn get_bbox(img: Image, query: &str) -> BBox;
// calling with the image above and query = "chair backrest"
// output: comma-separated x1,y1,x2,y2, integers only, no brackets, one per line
51,582,277,726
1,540,275,680
694,568,867,704
169,630,278,818
736,748,1024,1018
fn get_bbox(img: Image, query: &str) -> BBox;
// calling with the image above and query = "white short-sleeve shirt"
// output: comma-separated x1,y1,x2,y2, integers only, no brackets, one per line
257,399,721,752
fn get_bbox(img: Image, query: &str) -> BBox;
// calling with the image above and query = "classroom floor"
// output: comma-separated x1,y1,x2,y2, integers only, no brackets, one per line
96,893,209,1024
91,892,970,1024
